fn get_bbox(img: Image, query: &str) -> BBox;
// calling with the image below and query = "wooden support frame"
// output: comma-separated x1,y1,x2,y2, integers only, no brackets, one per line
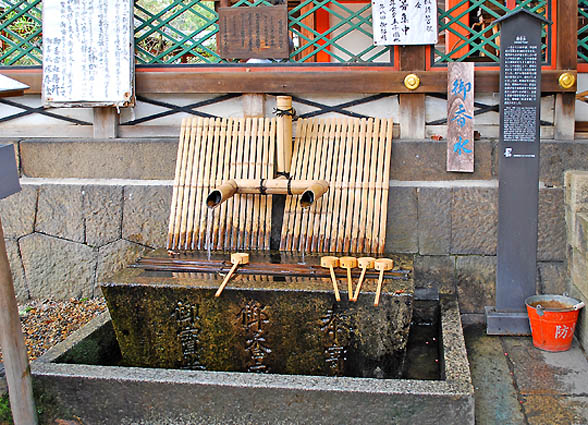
554,0,577,139
93,107,119,138
1,68,576,95
242,94,265,118
399,46,426,139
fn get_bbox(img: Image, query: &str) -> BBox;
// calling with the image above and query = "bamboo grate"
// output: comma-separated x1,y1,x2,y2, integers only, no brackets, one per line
168,117,276,252
280,117,393,255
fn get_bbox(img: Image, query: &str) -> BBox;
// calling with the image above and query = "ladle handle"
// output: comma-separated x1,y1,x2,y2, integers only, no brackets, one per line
215,262,239,297
346,268,353,301
374,269,384,307
329,266,341,302
353,267,367,302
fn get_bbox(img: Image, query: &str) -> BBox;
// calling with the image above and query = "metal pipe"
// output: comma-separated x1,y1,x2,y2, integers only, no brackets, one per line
206,179,329,209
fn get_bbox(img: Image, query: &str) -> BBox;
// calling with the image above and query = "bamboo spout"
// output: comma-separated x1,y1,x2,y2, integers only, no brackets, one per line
207,179,329,209
206,180,238,208
299,180,329,208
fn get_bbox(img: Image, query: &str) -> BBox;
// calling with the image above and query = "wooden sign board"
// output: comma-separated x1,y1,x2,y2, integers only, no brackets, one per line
0,145,20,200
372,0,438,45
218,5,289,59
446,62,474,172
42,0,134,108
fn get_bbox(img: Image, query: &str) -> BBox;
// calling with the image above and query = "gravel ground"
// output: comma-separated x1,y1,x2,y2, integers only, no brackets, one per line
0,298,107,362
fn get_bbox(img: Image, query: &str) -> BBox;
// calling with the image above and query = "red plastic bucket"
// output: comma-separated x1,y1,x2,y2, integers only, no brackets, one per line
525,294,585,352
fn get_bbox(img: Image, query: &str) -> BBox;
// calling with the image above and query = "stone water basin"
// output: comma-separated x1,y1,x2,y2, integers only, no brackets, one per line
101,251,415,378
30,252,474,424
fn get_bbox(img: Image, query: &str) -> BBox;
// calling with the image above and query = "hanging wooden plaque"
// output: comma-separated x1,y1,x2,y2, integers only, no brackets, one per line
446,62,474,172
218,5,289,59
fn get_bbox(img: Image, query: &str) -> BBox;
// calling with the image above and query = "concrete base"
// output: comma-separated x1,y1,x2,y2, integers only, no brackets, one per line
485,306,531,335
31,296,474,425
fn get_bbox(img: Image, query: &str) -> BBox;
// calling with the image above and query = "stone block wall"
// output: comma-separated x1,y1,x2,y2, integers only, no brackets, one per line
0,180,161,300
387,182,567,322
0,137,581,320
565,170,588,349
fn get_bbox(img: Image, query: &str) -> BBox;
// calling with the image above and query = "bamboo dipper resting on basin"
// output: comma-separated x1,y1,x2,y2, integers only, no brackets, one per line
215,253,249,297
339,256,357,301
353,256,375,301
320,256,341,302
374,258,394,307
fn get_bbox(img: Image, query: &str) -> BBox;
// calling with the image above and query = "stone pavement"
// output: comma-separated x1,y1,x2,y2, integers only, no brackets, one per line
465,325,588,425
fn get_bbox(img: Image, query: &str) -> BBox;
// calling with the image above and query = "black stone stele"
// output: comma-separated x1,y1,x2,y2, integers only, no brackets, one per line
0,144,20,200
486,8,551,335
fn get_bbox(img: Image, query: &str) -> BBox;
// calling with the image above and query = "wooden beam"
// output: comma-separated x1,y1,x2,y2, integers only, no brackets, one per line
399,94,425,139
398,46,425,139
398,46,426,71
555,89,575,139
93,107,119,138
242,94,265,118
554,0,578,140
0,69,577,95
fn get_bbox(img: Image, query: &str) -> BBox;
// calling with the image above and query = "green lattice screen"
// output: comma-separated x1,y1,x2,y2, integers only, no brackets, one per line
135,0,391,64
2,0,554,67
289,0,390,63
579,0,588,62
0,0,43,66
433,0,551,65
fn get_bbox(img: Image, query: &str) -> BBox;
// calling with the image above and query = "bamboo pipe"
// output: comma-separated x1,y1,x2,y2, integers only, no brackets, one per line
276,96,293,175
320,256,341,302
374,258,394,307
215,253,249,297
207,179,329,208
339,256,357,301
352,256,375,302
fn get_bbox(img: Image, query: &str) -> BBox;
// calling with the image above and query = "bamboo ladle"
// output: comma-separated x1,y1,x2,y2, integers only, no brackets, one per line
320,256,341,302
374,258,394,307
352,256,375,302
215,253,249,297
339,256,357,301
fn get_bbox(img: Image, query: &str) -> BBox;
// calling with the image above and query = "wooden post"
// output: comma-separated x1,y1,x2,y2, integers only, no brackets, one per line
0,219,37,425
0,144,37,425
398,46,426,139
554,0,577,140
93,107,119,138
276,96,293,175
242,94,265,118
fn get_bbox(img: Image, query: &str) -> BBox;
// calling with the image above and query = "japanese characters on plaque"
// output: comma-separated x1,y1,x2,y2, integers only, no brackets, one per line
218,5,289,59
502,34,539,144
42,0,134,107
372,0,437,45
446,62,474,172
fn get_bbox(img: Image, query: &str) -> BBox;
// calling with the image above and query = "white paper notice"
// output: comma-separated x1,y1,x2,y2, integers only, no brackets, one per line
42,0,134,107
372,0,438,45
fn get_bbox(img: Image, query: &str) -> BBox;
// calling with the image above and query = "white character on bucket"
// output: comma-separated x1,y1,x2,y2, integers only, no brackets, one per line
554,324,572,339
